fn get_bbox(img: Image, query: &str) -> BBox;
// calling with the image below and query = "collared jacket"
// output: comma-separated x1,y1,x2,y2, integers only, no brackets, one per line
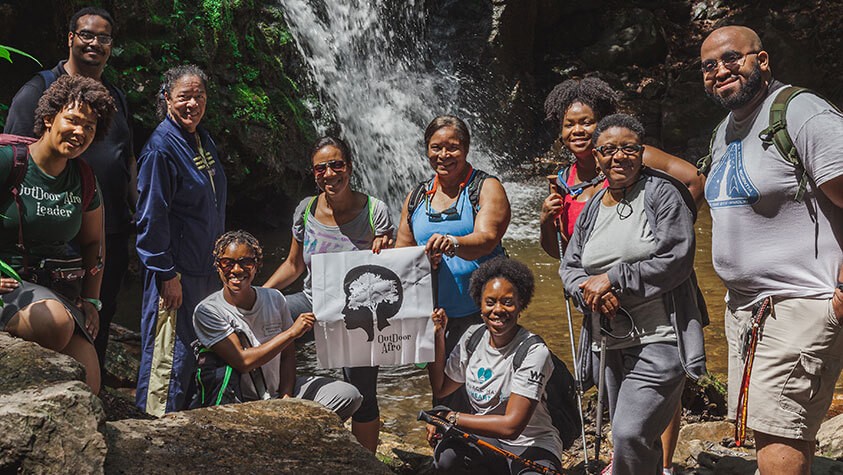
136,117,226,280
561,168,708,385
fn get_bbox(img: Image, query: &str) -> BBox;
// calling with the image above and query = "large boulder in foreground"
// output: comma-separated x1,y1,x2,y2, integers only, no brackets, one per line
105,398,391,474
818,413,843,459
0,332,107,474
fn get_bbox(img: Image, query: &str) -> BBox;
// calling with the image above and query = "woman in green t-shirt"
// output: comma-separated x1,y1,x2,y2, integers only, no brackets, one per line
0,75,114,395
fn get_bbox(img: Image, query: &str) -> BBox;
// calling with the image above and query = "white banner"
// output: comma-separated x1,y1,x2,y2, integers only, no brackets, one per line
311,246,435,368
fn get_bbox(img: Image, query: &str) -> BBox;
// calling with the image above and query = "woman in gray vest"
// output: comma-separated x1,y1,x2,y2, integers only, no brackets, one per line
561,114,707,475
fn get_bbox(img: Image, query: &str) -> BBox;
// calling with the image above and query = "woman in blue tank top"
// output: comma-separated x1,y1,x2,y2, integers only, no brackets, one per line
395,115,510,355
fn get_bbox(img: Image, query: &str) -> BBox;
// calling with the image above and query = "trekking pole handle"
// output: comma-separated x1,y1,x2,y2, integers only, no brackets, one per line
418,410,563,475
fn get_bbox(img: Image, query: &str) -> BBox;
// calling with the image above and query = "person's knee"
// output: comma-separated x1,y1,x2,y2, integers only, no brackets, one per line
351,392,379,423
9,300,76,351
611,418,647,452
305,378,363,422
340,386,364,421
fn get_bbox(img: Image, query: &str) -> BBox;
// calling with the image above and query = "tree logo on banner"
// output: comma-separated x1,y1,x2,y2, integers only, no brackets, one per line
342,265,404,341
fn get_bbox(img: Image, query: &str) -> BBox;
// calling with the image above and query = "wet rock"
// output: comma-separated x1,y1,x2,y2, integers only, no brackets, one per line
581,8,667,69
660,70,724,154
817,414,843,459
0,332,107,474
104,398,391,474
104,324,141,388
674,421,750,466
376,430,433,474
486,0,538,76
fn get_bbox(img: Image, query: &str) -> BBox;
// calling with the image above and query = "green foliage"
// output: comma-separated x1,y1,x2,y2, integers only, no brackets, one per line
0,44,42,66
233,84,276,126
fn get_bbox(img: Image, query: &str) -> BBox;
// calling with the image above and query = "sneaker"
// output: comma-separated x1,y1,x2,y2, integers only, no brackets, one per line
663,467,674,475
600,454,613,475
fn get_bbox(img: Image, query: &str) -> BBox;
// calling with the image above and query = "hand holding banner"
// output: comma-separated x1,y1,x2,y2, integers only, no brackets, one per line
311,246,435,368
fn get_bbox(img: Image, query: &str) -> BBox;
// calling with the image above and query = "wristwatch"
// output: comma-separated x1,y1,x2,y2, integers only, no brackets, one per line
837,283,843,292
444,234,459,257
446,412,459,426
82,297,103,311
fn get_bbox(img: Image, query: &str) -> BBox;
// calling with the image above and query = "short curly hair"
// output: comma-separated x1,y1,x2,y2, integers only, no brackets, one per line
544,77,619,125
33,75,116,140
213,230,264,270
469,257,535,309
591,113,645,145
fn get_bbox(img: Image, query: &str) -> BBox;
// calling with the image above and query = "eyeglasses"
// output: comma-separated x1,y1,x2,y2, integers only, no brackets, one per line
594,144,644,157
216,257,258,272
700,51,759,75
313,159,347,175
73,30,113,45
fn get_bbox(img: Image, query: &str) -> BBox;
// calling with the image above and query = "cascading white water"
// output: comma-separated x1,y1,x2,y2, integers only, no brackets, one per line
278,0,450,204
278,0,541,239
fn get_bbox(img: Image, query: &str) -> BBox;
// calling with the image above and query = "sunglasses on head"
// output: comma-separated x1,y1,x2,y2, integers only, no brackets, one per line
216,257,258,271
313,159,347,175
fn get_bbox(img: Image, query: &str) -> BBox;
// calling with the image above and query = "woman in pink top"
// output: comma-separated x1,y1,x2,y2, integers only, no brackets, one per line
539,78,704,258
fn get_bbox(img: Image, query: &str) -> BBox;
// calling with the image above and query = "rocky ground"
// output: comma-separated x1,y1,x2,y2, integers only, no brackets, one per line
4,325,839,474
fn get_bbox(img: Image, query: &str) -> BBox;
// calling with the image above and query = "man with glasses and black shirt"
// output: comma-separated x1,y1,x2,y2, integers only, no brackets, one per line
5,6,137,383
700,25,843,475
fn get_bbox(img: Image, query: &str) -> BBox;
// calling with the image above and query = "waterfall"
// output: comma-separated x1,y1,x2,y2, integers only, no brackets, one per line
278,0,540,239
278,0,454,206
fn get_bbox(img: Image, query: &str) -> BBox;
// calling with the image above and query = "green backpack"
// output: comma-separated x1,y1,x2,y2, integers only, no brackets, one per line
697,86,841,202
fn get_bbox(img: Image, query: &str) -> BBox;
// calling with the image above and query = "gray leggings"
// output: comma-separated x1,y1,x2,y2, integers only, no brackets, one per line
593,341,685,475
287,291,380,422
293,375,362,422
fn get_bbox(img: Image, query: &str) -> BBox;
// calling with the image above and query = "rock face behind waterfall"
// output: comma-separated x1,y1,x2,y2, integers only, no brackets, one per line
0,332,388,474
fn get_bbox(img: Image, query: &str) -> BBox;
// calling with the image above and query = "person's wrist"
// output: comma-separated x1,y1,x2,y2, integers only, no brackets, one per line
447,411,459,426
444,234,459,257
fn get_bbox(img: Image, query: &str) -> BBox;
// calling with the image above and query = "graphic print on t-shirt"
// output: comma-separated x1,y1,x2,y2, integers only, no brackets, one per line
341,264,404,342
705,141,760,208
477,367,493,382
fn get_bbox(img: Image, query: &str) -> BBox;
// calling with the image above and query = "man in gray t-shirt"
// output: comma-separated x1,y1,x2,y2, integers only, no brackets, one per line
701,25,843,474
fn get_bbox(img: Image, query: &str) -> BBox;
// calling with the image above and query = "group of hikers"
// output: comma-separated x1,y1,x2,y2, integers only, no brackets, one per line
0,6,841,475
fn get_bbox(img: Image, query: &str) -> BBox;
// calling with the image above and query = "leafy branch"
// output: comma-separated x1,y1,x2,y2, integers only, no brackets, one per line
0,44,42,67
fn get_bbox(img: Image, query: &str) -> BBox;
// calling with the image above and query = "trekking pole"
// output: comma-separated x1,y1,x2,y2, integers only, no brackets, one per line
559,239,590,469
594,313,609,470
548,174,590,469
418,410,563,475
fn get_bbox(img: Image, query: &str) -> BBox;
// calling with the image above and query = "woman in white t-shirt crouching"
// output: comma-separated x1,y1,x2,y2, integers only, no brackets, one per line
192,230,362,419
426,257,562,474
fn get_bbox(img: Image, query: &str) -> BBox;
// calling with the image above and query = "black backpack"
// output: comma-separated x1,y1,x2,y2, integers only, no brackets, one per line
189,333,270,409
406,168,493,230
466,327,582,450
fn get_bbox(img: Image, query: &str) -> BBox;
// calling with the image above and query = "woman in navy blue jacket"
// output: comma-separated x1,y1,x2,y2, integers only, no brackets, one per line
135,65,227,415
